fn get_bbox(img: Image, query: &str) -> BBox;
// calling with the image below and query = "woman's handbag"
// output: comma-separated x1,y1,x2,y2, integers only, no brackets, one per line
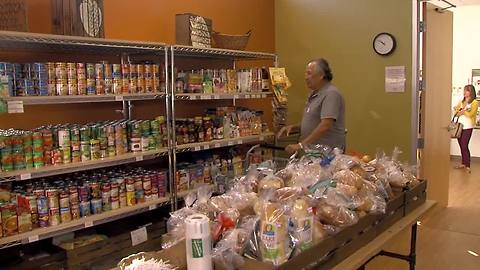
448,113,463,139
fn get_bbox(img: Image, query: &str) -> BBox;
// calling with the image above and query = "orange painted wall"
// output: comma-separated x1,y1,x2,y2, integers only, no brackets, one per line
2,0,275,130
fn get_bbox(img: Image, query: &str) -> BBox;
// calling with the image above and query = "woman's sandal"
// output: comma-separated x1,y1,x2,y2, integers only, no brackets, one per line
454,164,466,169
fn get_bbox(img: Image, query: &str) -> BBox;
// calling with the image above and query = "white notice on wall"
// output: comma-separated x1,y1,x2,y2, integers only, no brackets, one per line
385,66,406,93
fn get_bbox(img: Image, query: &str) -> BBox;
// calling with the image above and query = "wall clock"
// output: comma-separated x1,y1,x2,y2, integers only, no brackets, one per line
373,32,396,56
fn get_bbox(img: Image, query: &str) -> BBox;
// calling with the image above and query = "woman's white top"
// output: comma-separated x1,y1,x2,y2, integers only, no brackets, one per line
458,103,474,129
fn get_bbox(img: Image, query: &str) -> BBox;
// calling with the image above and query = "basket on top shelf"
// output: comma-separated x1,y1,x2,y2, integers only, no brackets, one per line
212,30,251,51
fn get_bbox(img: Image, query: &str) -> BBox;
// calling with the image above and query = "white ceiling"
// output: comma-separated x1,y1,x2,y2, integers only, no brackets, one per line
447,0,480,6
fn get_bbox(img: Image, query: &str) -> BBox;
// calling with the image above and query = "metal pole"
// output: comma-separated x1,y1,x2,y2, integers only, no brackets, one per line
164,46,175,212
127,100,133,120
170,46,178,211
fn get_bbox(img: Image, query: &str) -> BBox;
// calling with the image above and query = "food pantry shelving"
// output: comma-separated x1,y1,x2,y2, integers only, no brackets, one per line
0,30,278,248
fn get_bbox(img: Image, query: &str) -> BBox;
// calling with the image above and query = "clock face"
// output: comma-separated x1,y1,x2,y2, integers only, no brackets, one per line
373,33,396,56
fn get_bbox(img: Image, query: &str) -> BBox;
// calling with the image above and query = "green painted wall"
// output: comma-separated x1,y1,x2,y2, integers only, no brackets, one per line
275,0,413,160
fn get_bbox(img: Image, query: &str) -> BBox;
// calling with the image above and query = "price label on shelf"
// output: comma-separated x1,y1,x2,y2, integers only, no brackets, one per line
115,95,124,101
20,173,32,180
228,141,234,146
131,227,148,246
135,156,144,162
204,145,210,150
200,95,210,100
237,140,243,144
214,143,221,148
85,221,94,228
261,94,267,98
149,204,157,211
194,146,201,151
190,95,197,100
260,136,265,141
234,95,239,99
245,94,251,99
28,235,39,243
214,95,220,100
7,101,24,114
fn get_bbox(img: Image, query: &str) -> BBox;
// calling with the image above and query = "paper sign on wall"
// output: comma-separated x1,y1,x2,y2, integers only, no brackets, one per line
385,66,406,93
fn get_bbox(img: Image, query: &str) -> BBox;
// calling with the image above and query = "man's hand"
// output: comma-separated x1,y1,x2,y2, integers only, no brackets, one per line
277,125,297,139
285,143,302,154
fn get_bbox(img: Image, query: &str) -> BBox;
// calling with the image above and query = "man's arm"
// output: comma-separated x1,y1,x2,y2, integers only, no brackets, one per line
285,119,334,154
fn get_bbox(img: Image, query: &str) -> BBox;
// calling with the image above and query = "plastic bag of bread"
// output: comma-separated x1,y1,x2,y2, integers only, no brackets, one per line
315,202,359,228
332,169,364,189
212,208,241,242
213,228,250,270
290,197,315,254
276,186,305,202
314,184,362,210
258,201,292,265
193,185,214,218
289,157,330,189
329,148,361,172
162,206,198,249
258,174,284,193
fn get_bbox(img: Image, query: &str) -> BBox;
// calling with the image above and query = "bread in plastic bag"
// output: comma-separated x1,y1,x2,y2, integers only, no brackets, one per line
213,228,250,270
332,169,364,189
258,201,292,265
258,174,285,193
315,201,359,227
162,206,198,249
290,197,315,254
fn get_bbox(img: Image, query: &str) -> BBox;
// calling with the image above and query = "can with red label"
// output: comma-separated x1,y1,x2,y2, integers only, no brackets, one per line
71,203,80,220
59,190,70,208
60,207,72,223
119,192,127,208
49,207,60,226
46,189,59,208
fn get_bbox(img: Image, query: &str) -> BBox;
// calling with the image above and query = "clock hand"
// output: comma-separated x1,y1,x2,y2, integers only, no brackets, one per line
378,40,385,45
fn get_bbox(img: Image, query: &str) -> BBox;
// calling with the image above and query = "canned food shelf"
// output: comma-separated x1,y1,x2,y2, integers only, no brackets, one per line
0,195,171,249
0,148,168,182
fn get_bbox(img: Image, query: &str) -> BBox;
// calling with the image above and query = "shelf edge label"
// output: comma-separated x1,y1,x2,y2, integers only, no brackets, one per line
194,146,201,151
28,235,39,243
214,143,221,148
115,96,124,101
135,156,144,162
148,204,157,210
204,145,210,150
85,221,94,228
20,173,32,180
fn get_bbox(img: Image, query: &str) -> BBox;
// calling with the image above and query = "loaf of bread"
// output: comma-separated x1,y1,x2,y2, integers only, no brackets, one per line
259,202,290,265
258,175,285,193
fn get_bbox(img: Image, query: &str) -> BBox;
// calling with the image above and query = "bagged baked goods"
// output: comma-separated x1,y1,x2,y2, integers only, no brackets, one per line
258,174,284,193
315,202,359,227
332,169,364,189
213,228,250,270
212,208,240,242
290,197,315,253
259,201,291,265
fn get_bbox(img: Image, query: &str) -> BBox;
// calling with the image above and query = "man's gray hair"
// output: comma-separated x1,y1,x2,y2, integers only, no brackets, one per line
309,58,333,82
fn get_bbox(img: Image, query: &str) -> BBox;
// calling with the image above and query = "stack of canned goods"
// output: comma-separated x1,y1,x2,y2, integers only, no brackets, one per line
0,166,168,237
0,61,165,97
0,116,167,172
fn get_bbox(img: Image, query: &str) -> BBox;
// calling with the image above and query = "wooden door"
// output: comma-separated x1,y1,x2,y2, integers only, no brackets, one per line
420,3,453,207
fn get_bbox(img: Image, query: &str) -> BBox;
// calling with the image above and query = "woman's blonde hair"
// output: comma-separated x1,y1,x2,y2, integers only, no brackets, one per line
464,84,476,104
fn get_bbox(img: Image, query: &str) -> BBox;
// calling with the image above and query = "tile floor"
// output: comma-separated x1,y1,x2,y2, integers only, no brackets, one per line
366,160,480,270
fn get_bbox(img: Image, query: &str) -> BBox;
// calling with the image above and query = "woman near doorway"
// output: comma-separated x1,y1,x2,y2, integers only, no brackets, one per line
454,85,479,173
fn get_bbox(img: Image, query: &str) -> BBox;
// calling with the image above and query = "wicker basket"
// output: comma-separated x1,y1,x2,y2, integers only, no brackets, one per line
0,0,27,32
212,30,251,50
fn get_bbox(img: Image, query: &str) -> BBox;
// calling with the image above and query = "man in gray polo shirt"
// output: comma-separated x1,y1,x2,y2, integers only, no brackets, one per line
279,58,345,153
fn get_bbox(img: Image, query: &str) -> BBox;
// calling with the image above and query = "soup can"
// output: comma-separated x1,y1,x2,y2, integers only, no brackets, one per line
49,207,61,226
79,201,91,217
38,213,49,227
60,207,72,223
91,199,102,214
